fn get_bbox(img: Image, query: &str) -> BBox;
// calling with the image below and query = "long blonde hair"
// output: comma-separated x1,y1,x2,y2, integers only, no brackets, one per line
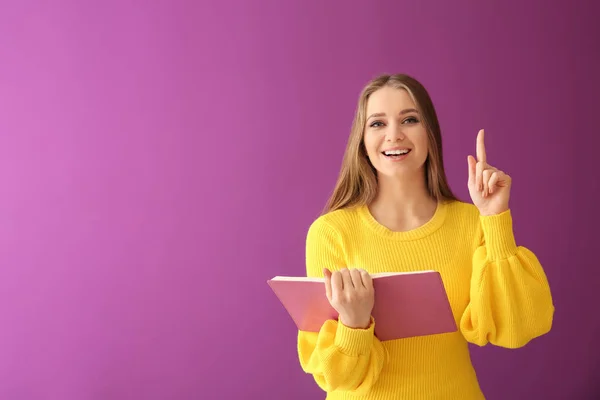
323,73,458,214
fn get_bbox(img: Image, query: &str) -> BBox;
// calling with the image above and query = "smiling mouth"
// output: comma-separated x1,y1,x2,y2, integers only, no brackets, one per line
382,149,411,158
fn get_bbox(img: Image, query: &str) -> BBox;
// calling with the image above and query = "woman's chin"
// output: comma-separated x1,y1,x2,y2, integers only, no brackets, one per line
375,164,426,179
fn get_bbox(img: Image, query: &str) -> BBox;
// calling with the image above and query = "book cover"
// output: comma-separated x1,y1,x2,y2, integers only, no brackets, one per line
267,270,457,341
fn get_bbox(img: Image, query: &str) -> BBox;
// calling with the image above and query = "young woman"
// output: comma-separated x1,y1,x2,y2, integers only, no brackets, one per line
297,74,554,399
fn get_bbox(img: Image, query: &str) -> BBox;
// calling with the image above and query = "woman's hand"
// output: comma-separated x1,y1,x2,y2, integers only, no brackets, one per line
323,267,374,329
468,129,512,216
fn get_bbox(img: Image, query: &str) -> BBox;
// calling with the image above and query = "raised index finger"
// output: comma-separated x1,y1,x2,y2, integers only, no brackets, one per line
476,129,487,163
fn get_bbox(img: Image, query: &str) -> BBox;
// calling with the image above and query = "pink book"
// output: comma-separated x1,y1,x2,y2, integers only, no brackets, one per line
267,270,457,341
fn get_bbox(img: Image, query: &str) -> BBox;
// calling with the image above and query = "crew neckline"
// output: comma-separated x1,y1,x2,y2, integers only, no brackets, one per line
357,201,448,241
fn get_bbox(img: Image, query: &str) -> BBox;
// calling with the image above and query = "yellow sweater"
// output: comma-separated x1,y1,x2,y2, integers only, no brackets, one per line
297,200,554,399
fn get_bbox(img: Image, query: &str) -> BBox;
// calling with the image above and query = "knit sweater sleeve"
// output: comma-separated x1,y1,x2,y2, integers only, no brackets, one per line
459,209,555,348
297,217,387,395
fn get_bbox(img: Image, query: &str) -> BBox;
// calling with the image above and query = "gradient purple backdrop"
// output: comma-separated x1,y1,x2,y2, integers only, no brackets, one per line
0,1,598,399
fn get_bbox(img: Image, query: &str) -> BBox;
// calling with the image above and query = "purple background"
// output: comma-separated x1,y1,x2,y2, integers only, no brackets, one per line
1,1,598,399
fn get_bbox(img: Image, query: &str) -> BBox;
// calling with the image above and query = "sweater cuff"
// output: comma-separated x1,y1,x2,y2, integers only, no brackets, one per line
479,209,518,260
334,316,375,356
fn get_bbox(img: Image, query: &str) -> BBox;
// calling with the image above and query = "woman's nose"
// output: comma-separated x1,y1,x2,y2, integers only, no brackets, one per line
386,125,405,141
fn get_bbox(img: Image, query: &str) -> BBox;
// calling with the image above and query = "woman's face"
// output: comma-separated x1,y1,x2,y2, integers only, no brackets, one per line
363,86,429,179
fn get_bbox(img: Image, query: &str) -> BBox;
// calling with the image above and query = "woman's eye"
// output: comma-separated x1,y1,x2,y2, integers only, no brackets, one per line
403,117,419,124
370,121,384,128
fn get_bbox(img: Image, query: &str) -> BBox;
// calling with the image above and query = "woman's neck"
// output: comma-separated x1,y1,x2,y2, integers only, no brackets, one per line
368,170,438,232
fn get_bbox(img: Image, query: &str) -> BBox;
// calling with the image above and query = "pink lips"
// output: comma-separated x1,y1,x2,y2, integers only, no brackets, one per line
381,148,411,162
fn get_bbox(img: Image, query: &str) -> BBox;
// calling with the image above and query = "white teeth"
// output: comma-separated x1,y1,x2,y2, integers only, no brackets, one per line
384,149,409,156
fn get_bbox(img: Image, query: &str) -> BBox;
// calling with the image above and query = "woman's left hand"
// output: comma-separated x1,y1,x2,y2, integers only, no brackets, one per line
467,129,511,216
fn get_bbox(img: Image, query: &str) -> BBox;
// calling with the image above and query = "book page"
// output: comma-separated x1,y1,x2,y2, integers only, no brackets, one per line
270,270,434,281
